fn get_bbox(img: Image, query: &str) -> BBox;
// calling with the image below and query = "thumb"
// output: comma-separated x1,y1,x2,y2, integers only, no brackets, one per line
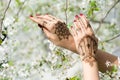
38,24,50,32
42,28,55,40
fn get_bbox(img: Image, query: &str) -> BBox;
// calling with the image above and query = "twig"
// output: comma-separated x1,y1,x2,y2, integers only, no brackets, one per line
95,0,120,33
104,33,120,42
0,0,11,35
91,19,110,24
1,0,26,43
6,0,26,27
65,0,68,25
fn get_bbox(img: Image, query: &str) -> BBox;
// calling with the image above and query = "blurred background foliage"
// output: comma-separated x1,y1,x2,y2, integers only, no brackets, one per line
0,0,120,80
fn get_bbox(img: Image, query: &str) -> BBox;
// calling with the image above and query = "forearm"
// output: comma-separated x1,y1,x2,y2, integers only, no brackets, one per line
82,58,99,80
70,42,118,72
96,49,118,73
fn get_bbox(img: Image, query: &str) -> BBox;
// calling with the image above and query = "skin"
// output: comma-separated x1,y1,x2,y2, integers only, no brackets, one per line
70,14,99,80
29,14,118,73
70,14,98,65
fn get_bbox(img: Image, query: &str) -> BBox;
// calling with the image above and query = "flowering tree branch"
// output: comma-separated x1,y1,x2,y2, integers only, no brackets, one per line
0,0,11,35
95,0,120,33
65,0,68,25
91,19,110,24
6,0,26,27
103,33,120,42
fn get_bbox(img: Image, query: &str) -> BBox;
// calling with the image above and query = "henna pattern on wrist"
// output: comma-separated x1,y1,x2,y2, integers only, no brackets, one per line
54,21,71,40
78,36,97,66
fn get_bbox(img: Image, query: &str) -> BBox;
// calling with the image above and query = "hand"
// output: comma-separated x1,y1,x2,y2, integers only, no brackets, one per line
70,14,98,65
29,14,76,51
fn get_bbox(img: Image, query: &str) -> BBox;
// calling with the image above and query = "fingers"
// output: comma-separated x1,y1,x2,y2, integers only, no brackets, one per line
69,26,77,36
36,15,56,22
29,16,41,23
30,15,54,32
35,14,63,23
29,14,65,33
79,14,94,35
46,14,62,22
29,14,55,26
73,20,81,35
74,15,85,35
79,14,88,28
29,16,49,27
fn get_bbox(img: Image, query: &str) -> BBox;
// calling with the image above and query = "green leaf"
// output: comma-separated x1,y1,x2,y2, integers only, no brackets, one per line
39,61,43,67
67,76,81,80
69,7,75,12
53,64,62,69
87,9,93,17
0,77,12,80
8,60,14,66
67,23,72,29
2,30,7,35
23,26,29,32
94,7,99,11
0,63,3,69
0,39,3,45
87,0,99,17
90,1,96,7
16,0,21,6
112,65,118,73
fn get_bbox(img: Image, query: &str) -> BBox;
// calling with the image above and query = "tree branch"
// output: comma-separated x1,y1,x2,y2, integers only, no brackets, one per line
6,0,26,27
104,33,120,42
0,0,11,35
90,19,110,24
0,0,26,44
65,0,68,25
95,0,120,33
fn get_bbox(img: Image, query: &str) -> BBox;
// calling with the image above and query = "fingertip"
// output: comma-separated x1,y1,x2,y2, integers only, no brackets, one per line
29,14,33,17
79,13,83,16
75,15,79,19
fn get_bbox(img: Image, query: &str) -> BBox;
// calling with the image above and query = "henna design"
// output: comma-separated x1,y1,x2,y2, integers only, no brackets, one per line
71,14,98,66
87,23,91,28
38,24,43,28
87,43,90,48
78,36,97,66
38,24,49,31
54,21,71,40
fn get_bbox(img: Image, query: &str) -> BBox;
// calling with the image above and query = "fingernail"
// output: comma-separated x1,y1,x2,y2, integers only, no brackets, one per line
75,15,79,18
74,20,76,22
36,14,40,16
30,15,33,17
80,13,83,16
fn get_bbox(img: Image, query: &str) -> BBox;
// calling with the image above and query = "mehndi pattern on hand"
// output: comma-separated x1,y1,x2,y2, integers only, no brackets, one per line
70,14,98,66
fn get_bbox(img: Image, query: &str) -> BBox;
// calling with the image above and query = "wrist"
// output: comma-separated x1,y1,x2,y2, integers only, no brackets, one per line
82,56,96,62
81,55,97,66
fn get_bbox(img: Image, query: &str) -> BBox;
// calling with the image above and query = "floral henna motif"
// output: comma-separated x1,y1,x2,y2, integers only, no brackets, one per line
78,36,97,66
54,21,71,40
